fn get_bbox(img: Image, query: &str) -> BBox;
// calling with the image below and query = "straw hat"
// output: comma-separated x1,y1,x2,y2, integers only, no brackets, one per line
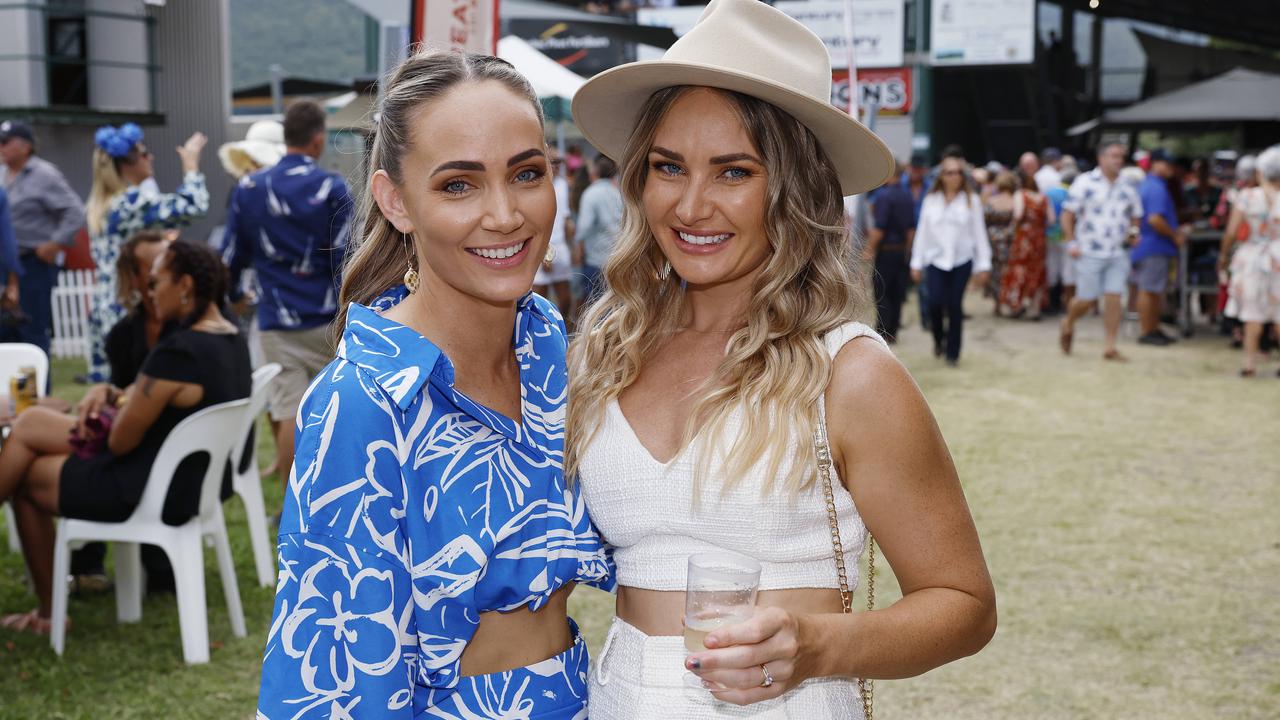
571,0,893,196
218,120,285,179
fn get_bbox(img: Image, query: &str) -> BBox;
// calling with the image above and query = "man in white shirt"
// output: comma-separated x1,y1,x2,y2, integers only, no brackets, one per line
1034,148,1063,194
1058,142,1143,361
533,147,575,321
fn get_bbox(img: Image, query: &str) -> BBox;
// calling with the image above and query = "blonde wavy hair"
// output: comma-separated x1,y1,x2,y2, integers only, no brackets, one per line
86,147,128,237
566,86,871,495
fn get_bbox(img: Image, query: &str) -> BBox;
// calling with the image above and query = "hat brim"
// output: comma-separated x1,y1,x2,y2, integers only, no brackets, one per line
217,141,283,178
572,61,895,196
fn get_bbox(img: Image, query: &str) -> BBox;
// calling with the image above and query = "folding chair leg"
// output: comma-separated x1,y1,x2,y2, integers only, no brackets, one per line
237,468,276,587
210,522,246,638
170,534,210,664
114,542,143,623
50,524,71,657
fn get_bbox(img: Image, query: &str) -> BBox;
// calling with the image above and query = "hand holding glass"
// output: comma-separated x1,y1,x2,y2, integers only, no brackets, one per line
683,551,761,687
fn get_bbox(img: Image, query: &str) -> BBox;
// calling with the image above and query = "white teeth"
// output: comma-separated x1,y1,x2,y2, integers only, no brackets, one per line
678,231,730,245
471,241,526,259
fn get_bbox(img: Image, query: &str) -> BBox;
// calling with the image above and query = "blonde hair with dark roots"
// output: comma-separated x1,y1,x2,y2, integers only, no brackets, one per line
566,86,871,495
334,50,544,336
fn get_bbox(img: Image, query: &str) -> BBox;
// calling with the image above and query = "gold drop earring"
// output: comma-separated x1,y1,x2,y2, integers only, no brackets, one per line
402,232,420,294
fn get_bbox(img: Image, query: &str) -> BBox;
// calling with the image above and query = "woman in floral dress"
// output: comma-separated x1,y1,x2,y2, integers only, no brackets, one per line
999,173,1054,319
83,123,209,381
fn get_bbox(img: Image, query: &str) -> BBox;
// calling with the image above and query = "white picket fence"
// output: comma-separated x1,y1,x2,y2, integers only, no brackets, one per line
51,269,96,364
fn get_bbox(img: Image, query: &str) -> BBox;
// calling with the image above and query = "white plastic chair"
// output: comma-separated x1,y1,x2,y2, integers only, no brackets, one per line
231,363,281,587
1,343,50,553
50,398,252,664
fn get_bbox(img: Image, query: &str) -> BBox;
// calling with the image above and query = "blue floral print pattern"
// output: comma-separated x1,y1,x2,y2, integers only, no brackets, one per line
87,172,210,381
258,287,613,719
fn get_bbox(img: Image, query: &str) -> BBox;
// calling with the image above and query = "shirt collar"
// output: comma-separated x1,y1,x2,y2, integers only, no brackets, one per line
337,286,552,414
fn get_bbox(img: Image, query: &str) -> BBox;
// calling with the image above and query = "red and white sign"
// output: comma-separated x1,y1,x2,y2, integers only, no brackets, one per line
831,67,912,116
411,0,498,54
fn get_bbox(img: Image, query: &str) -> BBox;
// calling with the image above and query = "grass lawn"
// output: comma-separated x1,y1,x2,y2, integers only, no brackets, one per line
1,295,1277,719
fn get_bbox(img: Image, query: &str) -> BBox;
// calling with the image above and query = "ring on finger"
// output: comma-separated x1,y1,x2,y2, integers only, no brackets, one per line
759,663,774,688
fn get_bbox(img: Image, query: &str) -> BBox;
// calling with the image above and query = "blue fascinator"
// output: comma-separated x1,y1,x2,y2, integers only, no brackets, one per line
94,122,144,159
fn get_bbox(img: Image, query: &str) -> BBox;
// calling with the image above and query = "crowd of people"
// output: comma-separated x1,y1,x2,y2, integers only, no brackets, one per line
862,139,1280,376
0,1,1272,713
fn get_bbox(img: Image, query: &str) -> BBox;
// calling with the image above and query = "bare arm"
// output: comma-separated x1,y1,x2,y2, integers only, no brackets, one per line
107,374,201,455
1218,206,1244,271
688,340,996,704
808,340,996,679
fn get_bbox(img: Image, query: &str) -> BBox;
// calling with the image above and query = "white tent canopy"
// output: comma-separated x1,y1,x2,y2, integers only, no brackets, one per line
497,35,586,100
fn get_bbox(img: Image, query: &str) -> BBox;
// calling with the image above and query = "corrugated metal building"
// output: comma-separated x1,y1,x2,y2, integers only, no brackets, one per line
0,0,233,242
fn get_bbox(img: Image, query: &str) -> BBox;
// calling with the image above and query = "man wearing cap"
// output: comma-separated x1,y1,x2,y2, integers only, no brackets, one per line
1132,149,1186,346
223,100,351,489
0,120,86,355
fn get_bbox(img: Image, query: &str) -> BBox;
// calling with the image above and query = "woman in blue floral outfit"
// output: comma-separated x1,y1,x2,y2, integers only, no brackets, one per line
257,51,613,719
84,123,209,381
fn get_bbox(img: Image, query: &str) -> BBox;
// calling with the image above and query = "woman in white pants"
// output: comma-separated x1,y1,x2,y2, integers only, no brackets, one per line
567,0,997,717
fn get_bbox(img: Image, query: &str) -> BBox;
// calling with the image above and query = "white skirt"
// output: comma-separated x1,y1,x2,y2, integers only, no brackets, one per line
588,618,867,720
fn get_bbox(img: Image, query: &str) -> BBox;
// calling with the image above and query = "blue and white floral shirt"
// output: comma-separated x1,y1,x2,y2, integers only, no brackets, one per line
258,287,614,719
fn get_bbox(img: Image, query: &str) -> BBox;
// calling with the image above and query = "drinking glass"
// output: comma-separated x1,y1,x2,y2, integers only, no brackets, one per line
682,551,761,687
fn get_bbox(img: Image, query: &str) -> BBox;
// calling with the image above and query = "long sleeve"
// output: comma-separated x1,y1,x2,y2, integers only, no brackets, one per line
222,184,252,302
39,167,87,247
970,195,993,273
0,189,20,279
909,196,933,271
259,362,418,719
113,172,210,237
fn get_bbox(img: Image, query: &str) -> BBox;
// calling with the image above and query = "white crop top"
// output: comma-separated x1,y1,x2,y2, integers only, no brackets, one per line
577,322,887,591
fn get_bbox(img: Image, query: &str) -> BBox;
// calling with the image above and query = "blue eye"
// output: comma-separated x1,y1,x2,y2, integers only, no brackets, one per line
515,168,543,183
443,180,469,195
723,167,751,180
652,161,682,176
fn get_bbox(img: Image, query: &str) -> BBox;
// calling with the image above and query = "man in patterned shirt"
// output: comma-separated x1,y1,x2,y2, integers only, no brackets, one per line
1059,142,1143,361
224,100,352,487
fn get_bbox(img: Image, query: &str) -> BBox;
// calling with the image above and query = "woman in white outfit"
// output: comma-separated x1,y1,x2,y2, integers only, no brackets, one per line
567,0,997,717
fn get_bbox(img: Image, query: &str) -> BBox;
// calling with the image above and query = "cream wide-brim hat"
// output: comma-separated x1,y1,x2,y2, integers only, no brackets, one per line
572,0,894,196
218,120,286,179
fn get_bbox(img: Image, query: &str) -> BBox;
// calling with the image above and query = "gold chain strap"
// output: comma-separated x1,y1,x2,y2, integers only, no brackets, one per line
815,406,875,720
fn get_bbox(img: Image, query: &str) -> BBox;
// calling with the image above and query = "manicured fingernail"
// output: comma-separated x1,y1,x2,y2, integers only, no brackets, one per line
686,657,700,669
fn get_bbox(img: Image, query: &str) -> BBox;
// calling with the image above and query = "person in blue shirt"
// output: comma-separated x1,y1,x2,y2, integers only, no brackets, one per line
867,162,916,341
257,51,613,719
224,100,352,489
0,187,21,319
1132,149,1187,346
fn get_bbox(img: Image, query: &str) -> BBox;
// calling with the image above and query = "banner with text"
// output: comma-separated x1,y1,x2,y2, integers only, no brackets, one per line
930,0,1034,66
832,67,912,115
411,0,497,54
640,0,903,69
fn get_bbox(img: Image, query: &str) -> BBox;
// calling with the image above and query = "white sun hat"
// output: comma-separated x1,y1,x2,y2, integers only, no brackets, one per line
571,0,894,196
218,120,286,179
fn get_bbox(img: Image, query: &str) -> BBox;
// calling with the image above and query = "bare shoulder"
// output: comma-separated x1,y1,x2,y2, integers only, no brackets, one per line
826,336,925,419
824,336,949,479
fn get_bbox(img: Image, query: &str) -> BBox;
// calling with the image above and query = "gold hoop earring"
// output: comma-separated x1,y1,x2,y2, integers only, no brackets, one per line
402,232,420,294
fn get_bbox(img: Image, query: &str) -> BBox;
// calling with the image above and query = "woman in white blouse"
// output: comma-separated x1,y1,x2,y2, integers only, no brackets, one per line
910,155,993,366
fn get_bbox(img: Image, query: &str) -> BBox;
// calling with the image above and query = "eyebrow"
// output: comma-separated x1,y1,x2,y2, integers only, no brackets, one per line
709,152,762,165
650,146,762,166
430,148,546,177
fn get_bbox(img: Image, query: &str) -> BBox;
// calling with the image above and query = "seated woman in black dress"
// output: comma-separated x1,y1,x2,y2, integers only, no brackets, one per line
0,240,251,634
